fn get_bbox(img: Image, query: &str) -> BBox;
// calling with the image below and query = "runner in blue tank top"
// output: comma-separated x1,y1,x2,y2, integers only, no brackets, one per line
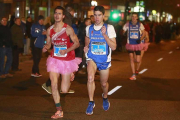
123,12,145,80
84,6,116,115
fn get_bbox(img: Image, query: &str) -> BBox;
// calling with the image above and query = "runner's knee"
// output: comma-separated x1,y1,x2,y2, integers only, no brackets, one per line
136,59,141,63
88,75,94,82
101,82,107,88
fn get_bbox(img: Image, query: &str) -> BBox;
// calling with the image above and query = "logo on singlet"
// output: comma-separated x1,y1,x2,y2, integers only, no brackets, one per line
62,38,67,41
91,31,93,36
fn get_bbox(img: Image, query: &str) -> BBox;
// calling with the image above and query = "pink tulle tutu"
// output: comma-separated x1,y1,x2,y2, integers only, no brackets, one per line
126,43,144,51
142,43,150,51
46,56,82,74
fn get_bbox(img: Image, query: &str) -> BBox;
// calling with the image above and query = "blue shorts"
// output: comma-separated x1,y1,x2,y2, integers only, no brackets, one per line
96,62,111,71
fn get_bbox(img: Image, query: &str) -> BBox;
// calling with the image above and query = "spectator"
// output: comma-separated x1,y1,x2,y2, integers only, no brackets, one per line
26,16,32,55
31,15,46,77
8,15,15,28
77,18,91,74
90,15,95,24
72,18,78,35
21,17,27,55
11,18,24,71
64,4,74,26
115,21,124,51
0,17,13,78
44,16,52,30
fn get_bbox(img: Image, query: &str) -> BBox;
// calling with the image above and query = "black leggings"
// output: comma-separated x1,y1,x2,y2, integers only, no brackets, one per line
128,50,141,55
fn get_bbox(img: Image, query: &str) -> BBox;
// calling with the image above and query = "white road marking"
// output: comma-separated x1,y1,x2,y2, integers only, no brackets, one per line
157,58,163,62
169,51,173,54
139,69,148,74
108,86,122,95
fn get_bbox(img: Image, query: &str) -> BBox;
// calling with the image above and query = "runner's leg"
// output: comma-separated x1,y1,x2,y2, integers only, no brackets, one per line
61,74,71,93
100,69,109,98
50,72,60,104
87,60,97,101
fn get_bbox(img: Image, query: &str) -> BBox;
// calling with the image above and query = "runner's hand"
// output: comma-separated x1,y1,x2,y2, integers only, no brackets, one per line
42,31,47,35
101,26,106,35
42,45,48,52
84,46,89,53
59,49,67,55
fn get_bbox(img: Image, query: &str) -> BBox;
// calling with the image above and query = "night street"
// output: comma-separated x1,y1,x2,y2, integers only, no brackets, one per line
0,39,180,120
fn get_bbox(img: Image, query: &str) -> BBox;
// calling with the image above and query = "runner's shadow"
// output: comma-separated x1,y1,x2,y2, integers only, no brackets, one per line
13,77,40,91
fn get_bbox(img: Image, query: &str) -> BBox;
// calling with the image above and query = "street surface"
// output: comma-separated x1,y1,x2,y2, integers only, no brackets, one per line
0,40,180,120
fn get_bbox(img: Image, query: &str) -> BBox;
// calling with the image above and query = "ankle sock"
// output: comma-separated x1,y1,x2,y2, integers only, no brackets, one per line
55,103,62,111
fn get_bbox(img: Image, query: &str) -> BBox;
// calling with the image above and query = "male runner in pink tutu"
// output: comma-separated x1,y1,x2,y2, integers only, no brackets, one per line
123,12,145,80
43,6,81,119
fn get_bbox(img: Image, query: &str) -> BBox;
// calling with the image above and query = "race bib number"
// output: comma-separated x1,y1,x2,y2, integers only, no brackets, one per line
54,45,67,57
130,31,139,39
91,42,106,55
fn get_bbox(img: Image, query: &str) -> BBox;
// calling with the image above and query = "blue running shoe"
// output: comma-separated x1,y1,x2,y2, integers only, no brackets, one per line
86,102,95,115
102,94,110,111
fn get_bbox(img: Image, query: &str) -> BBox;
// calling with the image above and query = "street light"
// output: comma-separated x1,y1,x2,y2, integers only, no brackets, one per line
91,0,97,6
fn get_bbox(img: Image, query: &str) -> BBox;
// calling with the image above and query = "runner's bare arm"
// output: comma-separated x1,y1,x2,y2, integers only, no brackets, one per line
122,23,128,35
66,25,80,53
140,30,145,41
84,36,90,53
85,36,90,47
101,26,116,50
43,28,51,51
145,31,149,43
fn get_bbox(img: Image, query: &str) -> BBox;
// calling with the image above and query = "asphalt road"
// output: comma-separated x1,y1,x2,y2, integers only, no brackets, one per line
0,40,180,120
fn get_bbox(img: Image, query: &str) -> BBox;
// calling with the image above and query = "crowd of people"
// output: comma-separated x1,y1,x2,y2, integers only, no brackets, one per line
0,4,180,119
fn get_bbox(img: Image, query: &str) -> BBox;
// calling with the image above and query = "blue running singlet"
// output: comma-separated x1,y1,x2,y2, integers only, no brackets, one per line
86,24,111,63
128,21,140,44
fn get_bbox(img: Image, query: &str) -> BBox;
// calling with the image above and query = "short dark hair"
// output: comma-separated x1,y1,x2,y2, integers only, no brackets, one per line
14,17,20,22
1,17,7,20
90,15,94,18
132,12,139,17
54,6,65,15
65,4,74,13
72,18,78,24
84,18,90,23
94,6,105,15
38,15,44,21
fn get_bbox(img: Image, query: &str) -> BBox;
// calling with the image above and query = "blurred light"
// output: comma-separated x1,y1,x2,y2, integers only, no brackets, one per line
157,13,160,17
109,10,121,22
91,1,97,6
147,11,149,17
152,10,156,15
28,10,30,14
177,4,180,7
134,6,144,12
17,7,19,10
26,7,29,10
113,13,118,18
134,6,139,12
17,13,19,17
